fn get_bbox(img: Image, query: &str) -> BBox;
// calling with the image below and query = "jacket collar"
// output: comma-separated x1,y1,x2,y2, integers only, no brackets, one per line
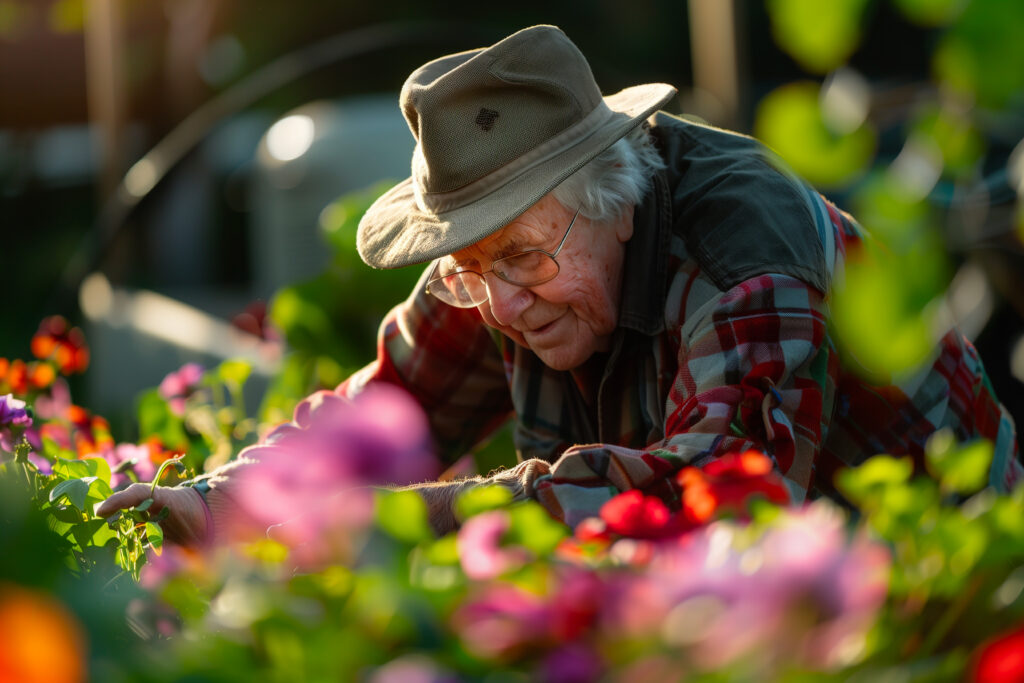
616,169,671,336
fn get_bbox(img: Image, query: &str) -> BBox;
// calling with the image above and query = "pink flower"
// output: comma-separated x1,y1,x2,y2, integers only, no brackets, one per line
452,585,553,660
457,510,530,580
158,363,204,416
227,385,439,561
609,502,890,672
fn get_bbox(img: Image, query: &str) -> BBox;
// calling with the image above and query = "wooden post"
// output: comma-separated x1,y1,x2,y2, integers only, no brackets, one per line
84,0,128,202
687,0,746,130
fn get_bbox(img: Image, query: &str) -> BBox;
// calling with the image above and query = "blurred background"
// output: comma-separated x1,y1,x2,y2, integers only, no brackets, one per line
1,0,1022,436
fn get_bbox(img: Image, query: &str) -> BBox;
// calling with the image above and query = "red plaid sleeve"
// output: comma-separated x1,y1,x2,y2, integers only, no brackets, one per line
532,274,832,527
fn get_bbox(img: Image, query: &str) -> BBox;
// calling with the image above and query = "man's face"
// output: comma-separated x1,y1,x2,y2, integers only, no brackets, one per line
446,194,633,371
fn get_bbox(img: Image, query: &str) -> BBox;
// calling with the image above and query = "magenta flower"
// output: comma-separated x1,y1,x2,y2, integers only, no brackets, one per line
98,442,157,488
457,510,530,580
158,363,204,416
452,585,554,660
226,384,439,561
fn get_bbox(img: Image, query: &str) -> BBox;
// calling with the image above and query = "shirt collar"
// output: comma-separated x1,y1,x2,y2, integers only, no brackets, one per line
616,169,671,336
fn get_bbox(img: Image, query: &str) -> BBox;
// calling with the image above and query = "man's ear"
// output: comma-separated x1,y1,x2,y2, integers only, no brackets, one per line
615,207,635,243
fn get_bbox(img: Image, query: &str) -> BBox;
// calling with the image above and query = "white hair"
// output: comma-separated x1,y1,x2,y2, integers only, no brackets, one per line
551,124,665,222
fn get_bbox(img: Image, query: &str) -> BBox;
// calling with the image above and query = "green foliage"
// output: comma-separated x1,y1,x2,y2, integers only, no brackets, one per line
755,81,876,188
262,181,422,421
375,489,433,545
455,484,514,522
766,0,871,73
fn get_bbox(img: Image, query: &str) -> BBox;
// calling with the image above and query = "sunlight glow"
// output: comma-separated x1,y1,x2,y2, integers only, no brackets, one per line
265,114,315,162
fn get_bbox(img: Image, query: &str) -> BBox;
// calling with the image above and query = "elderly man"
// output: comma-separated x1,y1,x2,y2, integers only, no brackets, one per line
99,25,1021,542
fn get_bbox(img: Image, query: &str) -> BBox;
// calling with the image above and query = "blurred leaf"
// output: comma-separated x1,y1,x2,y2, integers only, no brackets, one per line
136,389,188,446
135,498,154,513
911,106,985,177
832,256,939,381
269,285,338,354
375,489,432,544
507,502,567,556
455,485,513,522
755,82,875,188
425,534,460,566
932,0,1024,108
49,477,93,511
766,0,870,73
893,0,968,26
218,359,252,388
837,455,914,505
927,434,994,495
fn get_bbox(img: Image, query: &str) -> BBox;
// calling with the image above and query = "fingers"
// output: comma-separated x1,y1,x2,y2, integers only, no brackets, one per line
93,483,158,517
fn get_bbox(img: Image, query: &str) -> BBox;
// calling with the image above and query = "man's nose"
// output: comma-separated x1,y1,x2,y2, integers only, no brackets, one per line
484,275,532,326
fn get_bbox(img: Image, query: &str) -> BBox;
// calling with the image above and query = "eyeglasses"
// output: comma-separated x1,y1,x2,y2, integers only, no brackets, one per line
425,208,581,308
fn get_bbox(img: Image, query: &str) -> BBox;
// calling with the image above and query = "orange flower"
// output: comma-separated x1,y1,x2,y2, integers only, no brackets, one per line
27,362,56,390
0,584,87,683
0,359,29,395
678,450,790,524
31,316,89,375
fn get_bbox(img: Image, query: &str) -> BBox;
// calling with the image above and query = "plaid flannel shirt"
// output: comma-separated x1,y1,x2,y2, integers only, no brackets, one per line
336,115,1021,527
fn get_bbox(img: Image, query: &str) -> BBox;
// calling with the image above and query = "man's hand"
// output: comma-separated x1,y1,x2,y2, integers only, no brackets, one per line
94,484,211,547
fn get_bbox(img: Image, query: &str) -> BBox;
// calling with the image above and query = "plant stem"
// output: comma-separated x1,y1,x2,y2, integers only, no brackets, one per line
916,575,985,657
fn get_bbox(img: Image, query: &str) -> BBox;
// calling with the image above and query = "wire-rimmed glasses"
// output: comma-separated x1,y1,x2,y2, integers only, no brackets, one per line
425,208,581,308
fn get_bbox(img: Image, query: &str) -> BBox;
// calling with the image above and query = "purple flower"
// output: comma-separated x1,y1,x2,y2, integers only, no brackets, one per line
540,643,603,683
158,363,204,416
0,394,31,429
1,393,33,454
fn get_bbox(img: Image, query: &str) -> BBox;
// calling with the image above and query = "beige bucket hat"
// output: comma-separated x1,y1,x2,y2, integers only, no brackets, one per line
356,24,677,269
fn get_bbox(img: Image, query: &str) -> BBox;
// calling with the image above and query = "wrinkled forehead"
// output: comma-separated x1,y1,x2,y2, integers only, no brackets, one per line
447,219,549,263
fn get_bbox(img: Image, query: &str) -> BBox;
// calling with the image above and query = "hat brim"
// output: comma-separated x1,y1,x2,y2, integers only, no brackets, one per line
356,82,677,270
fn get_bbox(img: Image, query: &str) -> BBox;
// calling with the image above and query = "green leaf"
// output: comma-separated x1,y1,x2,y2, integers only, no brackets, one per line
218,359,252,388
51,458,91,480
893,0,966,26
80,456,111,486
91,519,118,548
928,436,993,495
135,498,154,513
754,81,875,189
836,455,914,504
425,535,460,566
374,489,432,544
455,485,514,522
766,0,870,73
146,521,164,555
507,502,567,556
49,477,94,511
136,389,188,446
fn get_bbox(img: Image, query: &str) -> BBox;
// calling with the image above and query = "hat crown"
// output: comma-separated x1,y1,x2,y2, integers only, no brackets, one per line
400,25,604,197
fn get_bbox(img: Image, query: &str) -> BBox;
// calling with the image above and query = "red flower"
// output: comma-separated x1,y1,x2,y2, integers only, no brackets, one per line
600,490,693,540
30,316,89,375
972,623,1024,683
678,450,790,524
